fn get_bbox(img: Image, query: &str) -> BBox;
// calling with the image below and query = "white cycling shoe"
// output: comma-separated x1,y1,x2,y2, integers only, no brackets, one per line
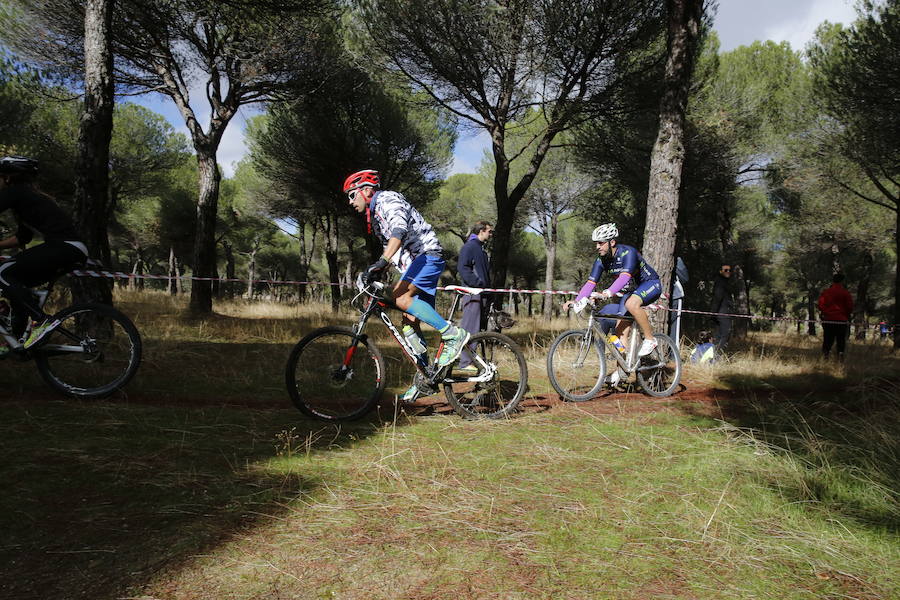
638,338,658,357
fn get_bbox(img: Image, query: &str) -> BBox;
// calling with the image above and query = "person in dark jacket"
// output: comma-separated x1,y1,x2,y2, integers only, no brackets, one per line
0,156,88,355
455,220,492,373
712,264,733,351
817,273,854,361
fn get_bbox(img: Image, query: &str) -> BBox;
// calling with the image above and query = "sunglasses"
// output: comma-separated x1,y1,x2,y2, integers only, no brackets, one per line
722,268,731,273
347,189,360,201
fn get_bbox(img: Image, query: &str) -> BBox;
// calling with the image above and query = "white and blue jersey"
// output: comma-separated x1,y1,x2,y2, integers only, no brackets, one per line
369,190,444,299
369,190,442,273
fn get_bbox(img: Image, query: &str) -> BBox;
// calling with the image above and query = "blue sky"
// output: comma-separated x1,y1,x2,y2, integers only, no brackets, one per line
131,0,859,178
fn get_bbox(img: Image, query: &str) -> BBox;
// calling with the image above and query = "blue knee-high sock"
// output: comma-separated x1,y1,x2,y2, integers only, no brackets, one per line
405,297,450,332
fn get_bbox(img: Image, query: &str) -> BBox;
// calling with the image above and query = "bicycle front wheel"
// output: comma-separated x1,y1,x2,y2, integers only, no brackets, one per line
443,331,527,419
285,326,385,421
547,329,606,402
33,303,142,399
636,333,682,397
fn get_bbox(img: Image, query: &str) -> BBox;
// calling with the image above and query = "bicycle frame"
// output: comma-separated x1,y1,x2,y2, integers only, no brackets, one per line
0,289,49,357
347,282,495,387
579,304,666,376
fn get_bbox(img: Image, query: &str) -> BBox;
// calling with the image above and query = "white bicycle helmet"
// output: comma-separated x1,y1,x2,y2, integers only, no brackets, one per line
591,223,618,242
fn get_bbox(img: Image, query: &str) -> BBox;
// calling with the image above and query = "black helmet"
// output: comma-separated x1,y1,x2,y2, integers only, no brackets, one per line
0,156,39,176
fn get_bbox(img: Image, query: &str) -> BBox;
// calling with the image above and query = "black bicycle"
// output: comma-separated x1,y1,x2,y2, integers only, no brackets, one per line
285,278,528,421
0,262,142,398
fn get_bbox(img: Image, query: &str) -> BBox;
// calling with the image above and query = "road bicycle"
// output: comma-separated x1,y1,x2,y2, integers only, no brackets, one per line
546,298,681,401
285,278,528,421
0,261,142,398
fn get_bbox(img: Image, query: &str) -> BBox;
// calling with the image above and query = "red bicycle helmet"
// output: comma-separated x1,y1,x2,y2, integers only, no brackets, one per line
342,169,380,194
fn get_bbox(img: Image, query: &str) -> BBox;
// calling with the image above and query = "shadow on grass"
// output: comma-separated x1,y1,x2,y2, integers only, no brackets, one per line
0,327,527,598
680,371,900,534
0,398,399,600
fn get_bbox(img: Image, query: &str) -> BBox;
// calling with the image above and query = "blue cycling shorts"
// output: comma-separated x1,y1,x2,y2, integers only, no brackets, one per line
596,279,662,333
401,254,445,300
631,279,662,305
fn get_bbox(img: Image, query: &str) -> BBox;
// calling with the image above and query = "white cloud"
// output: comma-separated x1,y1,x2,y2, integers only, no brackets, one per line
216,112,253,178
449,129,491,175
761,0,858,53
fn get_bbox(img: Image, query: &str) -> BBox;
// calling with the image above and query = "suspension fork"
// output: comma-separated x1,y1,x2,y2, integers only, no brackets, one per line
341,307,376,368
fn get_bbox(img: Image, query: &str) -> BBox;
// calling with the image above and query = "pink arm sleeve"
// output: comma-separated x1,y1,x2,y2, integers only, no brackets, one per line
605,273,632,296
574,280,596,302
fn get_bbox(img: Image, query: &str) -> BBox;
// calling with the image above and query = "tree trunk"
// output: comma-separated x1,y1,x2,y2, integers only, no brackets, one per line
807,289,817,336
733,264,749,338
246,247,257,299
542,213,557,319
854,251,872,339
188,152,220,314
322,214,341,312
491,199,515,289
641,0,703,331
130,247,144,291
223,240,236,299
296,220,309,302
167,247,180,296
71,0,115,307
894,208,900,349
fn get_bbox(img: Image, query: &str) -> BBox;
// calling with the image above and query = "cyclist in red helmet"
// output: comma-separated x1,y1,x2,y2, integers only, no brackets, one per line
343,169,470,403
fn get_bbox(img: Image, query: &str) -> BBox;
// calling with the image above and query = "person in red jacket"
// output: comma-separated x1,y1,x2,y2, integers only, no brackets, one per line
817,273,854,361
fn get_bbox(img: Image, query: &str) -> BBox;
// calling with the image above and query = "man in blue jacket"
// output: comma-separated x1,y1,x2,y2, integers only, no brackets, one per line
456,220,492,373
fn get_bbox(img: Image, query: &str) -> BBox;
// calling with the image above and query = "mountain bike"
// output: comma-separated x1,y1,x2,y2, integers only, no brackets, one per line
0,261,143,398
285,278,528,421
546,298,681,401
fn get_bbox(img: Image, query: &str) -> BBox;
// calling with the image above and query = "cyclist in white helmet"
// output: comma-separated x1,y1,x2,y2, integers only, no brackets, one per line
563,223,662,363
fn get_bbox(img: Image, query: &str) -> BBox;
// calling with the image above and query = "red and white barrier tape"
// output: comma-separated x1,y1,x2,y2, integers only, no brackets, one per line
3,258,894,329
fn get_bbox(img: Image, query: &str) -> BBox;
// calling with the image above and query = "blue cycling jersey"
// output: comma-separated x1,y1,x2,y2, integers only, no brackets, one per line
587,244,659,292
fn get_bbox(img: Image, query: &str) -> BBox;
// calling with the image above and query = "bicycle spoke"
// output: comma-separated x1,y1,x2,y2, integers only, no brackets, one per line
443,332,526,419
34,304,142,398
636,334,682,397
286,327,384,421
547,329,605,402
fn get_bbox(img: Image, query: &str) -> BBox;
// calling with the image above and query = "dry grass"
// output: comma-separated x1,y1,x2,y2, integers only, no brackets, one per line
2,292,898,599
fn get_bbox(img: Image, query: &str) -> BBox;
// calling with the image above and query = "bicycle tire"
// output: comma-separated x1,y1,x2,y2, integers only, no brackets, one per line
636,333,682,397
285,326,385,421
547,329,607,402
443,331,527,419
33,303,142,399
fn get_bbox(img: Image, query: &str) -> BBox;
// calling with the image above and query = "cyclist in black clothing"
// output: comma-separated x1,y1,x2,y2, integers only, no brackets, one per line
0,156,88,353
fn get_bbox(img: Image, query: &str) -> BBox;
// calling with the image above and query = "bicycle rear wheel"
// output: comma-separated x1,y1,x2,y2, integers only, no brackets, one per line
636,333,682,397
33,303,142,399
547,329,607,402
285,326,385,421
443,331,527,419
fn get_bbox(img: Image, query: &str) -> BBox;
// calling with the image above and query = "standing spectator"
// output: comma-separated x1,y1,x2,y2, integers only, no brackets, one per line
711,264,734,351
817,273,854,361
456,220,492,374
878,320,889,340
